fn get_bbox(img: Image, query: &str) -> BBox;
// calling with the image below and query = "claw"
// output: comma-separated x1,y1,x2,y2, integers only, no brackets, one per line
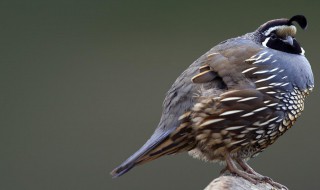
226,156,288,190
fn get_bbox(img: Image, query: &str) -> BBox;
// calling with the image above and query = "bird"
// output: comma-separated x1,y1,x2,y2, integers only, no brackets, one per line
111,15,314,189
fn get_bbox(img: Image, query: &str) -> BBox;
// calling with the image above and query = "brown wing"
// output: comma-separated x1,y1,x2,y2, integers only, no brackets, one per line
191,89,285,157
111,39,272,177
188,46,292,158
130,42,269,164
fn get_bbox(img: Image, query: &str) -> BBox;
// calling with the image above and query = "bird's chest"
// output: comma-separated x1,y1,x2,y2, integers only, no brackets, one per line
188,87,311,162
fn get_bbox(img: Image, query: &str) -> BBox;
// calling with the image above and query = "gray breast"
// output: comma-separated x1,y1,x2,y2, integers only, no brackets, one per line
248,49,314,92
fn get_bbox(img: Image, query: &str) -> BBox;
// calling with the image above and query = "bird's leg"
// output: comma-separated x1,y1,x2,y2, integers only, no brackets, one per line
225,154,258,184
235,158,288,190
235,158,265,178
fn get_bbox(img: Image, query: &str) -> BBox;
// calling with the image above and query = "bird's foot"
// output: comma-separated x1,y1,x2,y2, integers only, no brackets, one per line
259,176,288,190
226,156,288,189
235,158,287,189
230,172,288,189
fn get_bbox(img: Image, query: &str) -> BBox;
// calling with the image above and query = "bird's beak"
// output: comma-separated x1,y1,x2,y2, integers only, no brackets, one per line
283,36,294,46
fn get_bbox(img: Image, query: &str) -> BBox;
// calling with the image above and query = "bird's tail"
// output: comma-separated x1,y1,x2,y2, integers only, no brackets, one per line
110,123,194,178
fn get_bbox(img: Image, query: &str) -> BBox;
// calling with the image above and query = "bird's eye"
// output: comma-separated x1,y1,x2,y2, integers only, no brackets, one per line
270,33,277,39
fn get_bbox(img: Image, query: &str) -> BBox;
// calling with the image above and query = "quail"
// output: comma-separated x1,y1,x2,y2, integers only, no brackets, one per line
111,15,314,189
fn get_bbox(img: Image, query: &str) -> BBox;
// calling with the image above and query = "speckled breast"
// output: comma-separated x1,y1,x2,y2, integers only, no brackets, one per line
188,49,314,162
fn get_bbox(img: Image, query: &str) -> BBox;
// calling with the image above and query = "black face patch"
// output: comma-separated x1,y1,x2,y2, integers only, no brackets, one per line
263,34,303,55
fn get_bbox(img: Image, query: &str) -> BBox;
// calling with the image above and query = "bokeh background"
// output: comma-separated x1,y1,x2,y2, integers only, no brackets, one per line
1,1,319,190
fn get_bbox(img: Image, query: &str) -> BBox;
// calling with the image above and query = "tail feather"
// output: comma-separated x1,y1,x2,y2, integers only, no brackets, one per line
110,129,172,178
111,115,194,178
110,129,193,178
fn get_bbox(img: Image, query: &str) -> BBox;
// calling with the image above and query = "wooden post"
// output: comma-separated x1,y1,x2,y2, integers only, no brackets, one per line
204,175,284,190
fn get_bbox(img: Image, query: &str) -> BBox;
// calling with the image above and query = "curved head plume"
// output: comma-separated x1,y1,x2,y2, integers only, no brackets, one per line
288,15,307,29
258,15,307,37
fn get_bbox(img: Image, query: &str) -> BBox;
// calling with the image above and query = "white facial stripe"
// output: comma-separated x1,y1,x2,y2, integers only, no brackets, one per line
262,37,270,47
300,47,305,55
263,25,296,36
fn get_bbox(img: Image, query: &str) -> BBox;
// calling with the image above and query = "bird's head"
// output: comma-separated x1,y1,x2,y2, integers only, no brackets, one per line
256,15,307,55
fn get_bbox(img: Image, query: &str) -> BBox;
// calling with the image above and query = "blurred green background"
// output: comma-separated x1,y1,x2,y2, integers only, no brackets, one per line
1,1,319,190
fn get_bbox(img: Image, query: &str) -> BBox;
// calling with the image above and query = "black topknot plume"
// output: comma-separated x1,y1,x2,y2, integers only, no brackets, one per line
289,15,307,29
